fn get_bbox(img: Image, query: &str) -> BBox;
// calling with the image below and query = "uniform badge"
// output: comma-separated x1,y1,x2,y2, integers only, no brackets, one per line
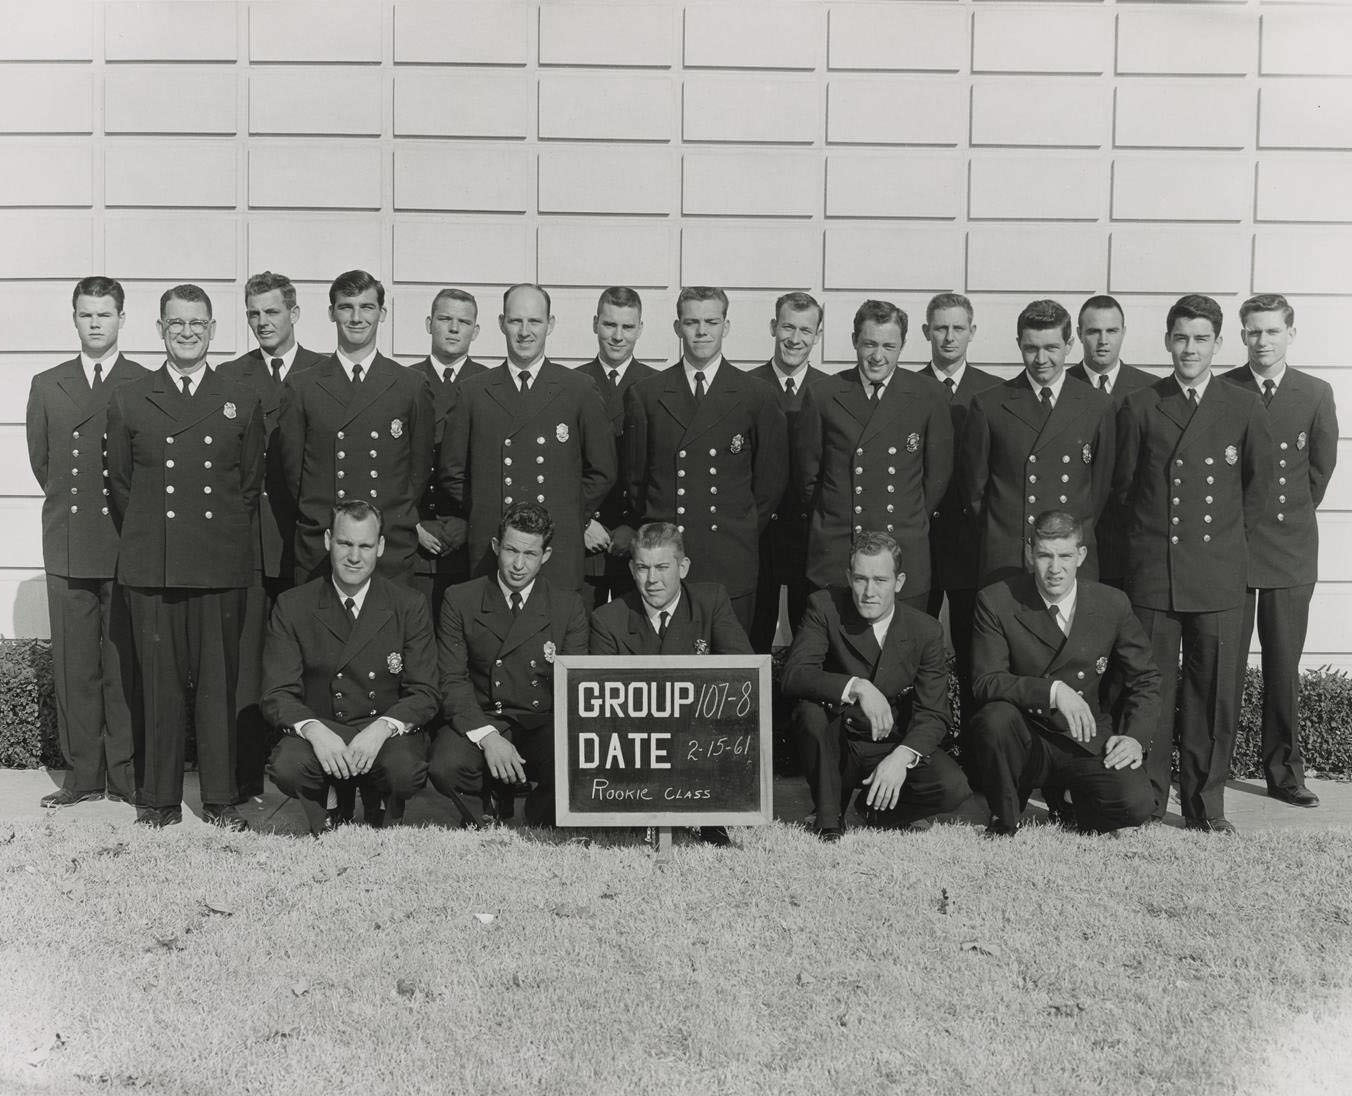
729,433,744,454
223,402,237,420
556,423,569,443
387,652,403,674
1082,443,1093,465
1297,432,1307,450
906,432,921,453
694,639,710,655
543,640,556,664
1225,445,1238,465
390,418,403,439
1095,656,1108,675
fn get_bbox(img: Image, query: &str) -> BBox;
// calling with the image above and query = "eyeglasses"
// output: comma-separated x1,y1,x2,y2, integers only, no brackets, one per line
163,319,210,334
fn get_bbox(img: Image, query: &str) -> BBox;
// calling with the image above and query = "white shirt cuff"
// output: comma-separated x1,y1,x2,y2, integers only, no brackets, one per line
842,676,861,703
467,725,496,747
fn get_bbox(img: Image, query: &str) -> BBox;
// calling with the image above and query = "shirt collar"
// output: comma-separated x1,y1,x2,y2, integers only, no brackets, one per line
1025,369,1068,402
856,366,896,393
600,356,633,380
497,575,536,607
929,361,965,389
332,577,373,615
682,357,721,391
645,588,681,631
336,345,377,380
80,350,118,385
510,352,547,384
1174,370,1212,402
771,360,808,391
433,353,469,381
1248,363,1287,390
165,361,208,393
869,607,895,646
1040,581,1078,623
1081,360,1120,391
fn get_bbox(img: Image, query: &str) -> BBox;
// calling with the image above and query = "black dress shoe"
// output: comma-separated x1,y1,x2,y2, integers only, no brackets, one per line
817,826,844,843
694,826,732,847
135,805,182,828
1269,786,1320,808
203,804,250,833
1184,817,1238,835
105,790,132,805
40,788,104,809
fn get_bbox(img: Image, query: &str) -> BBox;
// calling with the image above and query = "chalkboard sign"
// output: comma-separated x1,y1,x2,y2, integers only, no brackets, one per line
553,655,773,827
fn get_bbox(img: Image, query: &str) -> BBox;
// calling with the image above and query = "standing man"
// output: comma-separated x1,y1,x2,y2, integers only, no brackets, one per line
439,284,615,594
1115,294,1272,832
918,293,1000,737
1222,293,1338,808
748,291,827,652
429,502,588,827
962,299,1115,587
796,299,952,614
278,269,434,587
623,286,788,633
410,287,488,615
106,285,264,829
577,286,656,609
26,276,147,809
1067,295,1153,589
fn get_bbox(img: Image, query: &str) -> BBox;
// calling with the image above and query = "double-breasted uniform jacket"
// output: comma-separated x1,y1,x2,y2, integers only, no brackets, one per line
923,363,1002,594
1067,362,1155,586
277,353,435,582
971,575,1161,757
578,356,657,579
410,355,488,578
216,345,325,580
749,361,827,585
259,574,439,734
588,581,753,656
623,360,789,599
1220,365,1339,590
795,368,953,595
439,361,616,591
962,373,1115,586
781,586,952,760
26,353,148,577
1114,375,1273,613
106,365,264,589
437,574,588,734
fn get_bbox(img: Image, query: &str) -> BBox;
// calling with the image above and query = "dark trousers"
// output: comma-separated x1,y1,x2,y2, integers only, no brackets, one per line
791,701,970,829
267,726,429,833
234,579,291,798
1134,603,1242,822
44,574,137,798
1238,583,1314,793
428,721,557,826
969,700,1154,833
750,569,810,654
125,585,246,809
926,584,977,734
413,567,467,630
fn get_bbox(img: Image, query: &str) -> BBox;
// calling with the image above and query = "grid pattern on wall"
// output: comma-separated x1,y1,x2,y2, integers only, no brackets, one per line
1,0,1349,662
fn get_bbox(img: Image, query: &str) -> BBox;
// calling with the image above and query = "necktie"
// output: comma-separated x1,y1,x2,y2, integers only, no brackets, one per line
519,371,531,396
1098,374,1110,394
92,361,104,391
270,357,284,385
180,375,192,397
443,367,455,385
944,377,956,399
608,369,620,388
1262,379,1275,407
693,371,706,404
658,610,669,639
344,596,357,623
785,376,796,398
1185,387,1198,421
1039,386,1053,419
1048,603,1066,635
870,381,884,405
352,363,363,385
510,592,523,616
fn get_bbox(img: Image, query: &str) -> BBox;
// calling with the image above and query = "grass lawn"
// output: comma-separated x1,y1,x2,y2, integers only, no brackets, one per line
3,817,1351,1096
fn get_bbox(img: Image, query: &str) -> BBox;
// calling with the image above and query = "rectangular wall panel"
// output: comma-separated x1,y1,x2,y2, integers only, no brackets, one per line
824,225,964,292
0,67,93,133
0,1,92,60
0,214,92,278
0,500,45,570
972,8,1110,74
539,73,673,141
1260,83,1352,150
395,144,531,212
1116,9,1255,76
538,147,675,215
1261,11,1352,77
0,143,92,206
684,77,818,143
250,68,383,136
683,4,820,70
106,140,237,207
393,1,531,65
1254,231,1352,296
1110,228,1251,296
105,215,238,281
1116,82,1254,149
680,224,819,289
828,78,965,146
1257,159,1352,224
249,143,382,210
395,70,530,138
538,222,672,288
105,1,238,62
540,3,673,67
249,2,383,63
247,217,383,283
1112,156,1252,222
969,154,1104,221
825,151,964,219
682,151,818,217
972,80,1110,148
827,4,967,73
3,285,90,352
105,66,236,134
0,425,36,494
968,226,1106,293
393,219,531,286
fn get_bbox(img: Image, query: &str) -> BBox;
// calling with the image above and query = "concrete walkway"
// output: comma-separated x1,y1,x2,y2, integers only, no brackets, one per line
2,767,1349,837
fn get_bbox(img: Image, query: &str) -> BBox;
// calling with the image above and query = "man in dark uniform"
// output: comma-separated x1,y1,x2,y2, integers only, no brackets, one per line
277,269,434,587
969,510,1159,836
796,299,952,615
577,286,656,610
106,284,264,830
26,276,147,809
961,299,1115,587
917,292,1000,739
410,287,488,616
1067,295,1154,590
439,284,615,594
622,286,788,634
1222,293,1339,808
782,531,971,841
1115,294,1272,832
217,270,326,800
429,502,588,827
748,291,827,652
262,501,437,836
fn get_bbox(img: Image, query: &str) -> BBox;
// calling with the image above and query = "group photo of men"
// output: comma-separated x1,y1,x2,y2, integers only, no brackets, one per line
28,270,1338,841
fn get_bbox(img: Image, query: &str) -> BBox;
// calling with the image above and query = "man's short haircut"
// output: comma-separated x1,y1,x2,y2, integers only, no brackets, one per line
1239,292,1295,328
1166,294,1224,337
925,292,973,325
676,286,729,318
329,269,384,308
1030,509,1084,549
431,287,478,317
502,283,552,316
597,286,642,314
244,271,297,309
160,283,212,319
331,498,384,537
849,530,903,575
1016,299,1072,342
633,522,685,558
775,291,823,326
498,501,554,547
852,299,908,343
1077,294,1124,325
72,276,125,312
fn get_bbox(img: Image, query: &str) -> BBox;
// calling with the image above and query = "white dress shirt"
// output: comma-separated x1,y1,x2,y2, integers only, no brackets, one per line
166,362,208,395
1025,369,1069,405
336,346,377,381
80,350,118,388
682,356,722,396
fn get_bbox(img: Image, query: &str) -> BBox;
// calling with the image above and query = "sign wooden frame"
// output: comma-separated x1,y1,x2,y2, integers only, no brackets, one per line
552,654,774,827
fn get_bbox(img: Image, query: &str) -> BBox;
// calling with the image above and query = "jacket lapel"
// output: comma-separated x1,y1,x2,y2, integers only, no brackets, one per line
624,595,662,656
678,359,736,446
1003,377,1046,435
1016,587,1068,662
340,578,394,667
316,356,353,410
340,353,399,428
858,376,908,448
659,586,700,655
1037,377,1088,447
840,606,881,672
657,367,693,434
499,581,551,659
316,582,351,648
833,371,875,431
475,579,513,644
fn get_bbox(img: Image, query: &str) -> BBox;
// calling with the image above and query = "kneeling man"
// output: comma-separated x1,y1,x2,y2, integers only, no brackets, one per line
782,531,970,841
970,510,1158,835
430,502,588,826
263,501,437,835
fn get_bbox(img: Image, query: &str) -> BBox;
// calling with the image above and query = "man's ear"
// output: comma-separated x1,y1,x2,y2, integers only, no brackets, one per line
678,556,691,580
375,535,386,559
894,572,907,592
324,529,333,552
541,544,553,565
